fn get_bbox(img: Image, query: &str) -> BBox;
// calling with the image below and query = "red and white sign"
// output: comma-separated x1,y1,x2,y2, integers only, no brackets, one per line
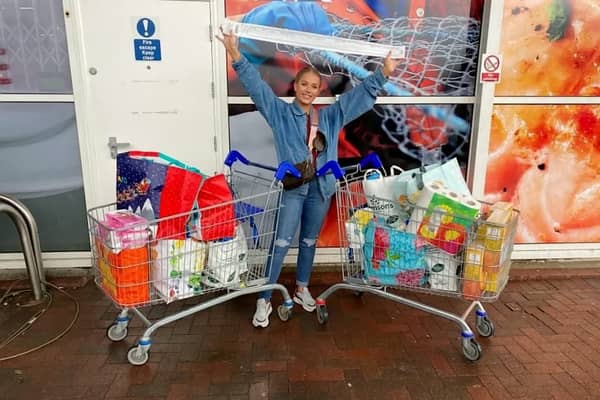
480,53,502,83
0,48,9,85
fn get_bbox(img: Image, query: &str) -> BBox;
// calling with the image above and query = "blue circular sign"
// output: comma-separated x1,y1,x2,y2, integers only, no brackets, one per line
136,18,156,38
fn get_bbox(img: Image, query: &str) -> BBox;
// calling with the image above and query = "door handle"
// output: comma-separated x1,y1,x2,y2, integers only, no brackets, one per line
108,136,130,159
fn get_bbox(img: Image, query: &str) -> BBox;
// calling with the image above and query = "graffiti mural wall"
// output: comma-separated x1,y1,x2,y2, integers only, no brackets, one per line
225,0,484,246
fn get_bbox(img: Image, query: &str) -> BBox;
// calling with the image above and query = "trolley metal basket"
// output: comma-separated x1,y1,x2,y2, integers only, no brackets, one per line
87,150,300,365
314,154,519,361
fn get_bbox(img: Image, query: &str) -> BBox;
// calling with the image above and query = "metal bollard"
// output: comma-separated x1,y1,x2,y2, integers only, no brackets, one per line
0,194,46,301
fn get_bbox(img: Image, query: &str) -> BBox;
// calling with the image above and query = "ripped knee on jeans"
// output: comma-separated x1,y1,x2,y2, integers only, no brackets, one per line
301,237,316,247
274,238,291,248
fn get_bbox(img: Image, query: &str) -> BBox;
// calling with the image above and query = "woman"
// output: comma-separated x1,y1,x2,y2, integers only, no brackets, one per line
218,29,399,328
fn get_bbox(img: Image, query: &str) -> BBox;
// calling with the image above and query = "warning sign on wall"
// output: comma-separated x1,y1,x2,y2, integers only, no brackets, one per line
480,53,502,83
133,17,162,61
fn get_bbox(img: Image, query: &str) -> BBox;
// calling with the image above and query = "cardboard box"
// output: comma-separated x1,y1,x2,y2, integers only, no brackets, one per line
462,240,486,300
484,263,510,295
483,247,501,272
481,204,514,251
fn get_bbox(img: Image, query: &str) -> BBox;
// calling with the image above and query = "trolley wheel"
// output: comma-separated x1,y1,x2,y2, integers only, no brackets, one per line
127,345,150,366
106,324,128,342
476,316,495,338
316,304,328,325
462,338,482,361
277,305,292,322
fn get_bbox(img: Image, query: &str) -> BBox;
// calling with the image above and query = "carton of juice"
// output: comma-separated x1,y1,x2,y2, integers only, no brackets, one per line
481,203,514,252
462,240,486,300
484,263,510,295
483,247,501,272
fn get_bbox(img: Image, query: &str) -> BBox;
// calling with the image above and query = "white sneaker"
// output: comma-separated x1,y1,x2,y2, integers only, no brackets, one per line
293,287,316,312
252,298,272,328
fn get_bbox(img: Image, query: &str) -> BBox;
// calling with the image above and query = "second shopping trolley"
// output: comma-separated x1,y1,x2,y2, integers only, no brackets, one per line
88,150,300,365
315,154,519,361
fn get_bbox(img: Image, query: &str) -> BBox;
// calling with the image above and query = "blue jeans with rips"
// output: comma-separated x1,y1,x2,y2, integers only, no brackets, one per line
259,178,332,301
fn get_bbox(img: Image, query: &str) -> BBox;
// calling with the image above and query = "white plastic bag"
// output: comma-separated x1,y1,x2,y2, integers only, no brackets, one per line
362,167,409,219
202,225,249,288
152,239,208,303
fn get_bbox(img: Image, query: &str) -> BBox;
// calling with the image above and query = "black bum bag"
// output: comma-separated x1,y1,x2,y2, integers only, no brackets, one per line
281,159,315,190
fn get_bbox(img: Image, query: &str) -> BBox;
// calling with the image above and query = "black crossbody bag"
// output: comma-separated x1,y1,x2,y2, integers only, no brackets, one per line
281,109,325,190
281,159,316,190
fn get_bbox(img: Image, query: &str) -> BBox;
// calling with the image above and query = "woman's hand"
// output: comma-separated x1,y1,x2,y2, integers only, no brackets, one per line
216,27,242,62
382,51,401,78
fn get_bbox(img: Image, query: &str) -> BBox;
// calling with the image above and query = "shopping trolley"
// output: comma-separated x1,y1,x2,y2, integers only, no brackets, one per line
87,150,300,365
314,154,519,361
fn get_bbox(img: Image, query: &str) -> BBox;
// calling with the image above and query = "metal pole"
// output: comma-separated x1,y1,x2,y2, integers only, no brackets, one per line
0,194,46,300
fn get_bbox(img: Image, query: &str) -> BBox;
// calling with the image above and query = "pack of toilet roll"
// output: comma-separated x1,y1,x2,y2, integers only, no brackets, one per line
425,248,459,292
410,181,480,255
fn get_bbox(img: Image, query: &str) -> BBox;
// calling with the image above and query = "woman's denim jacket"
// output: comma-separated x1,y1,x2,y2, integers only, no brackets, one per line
232,56,387,199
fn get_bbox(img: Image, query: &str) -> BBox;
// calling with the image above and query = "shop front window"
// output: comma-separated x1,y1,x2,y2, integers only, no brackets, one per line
0,0,87,254
0,102,89,252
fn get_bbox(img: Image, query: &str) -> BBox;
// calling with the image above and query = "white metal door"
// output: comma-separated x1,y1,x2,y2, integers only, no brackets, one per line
65,0,218,207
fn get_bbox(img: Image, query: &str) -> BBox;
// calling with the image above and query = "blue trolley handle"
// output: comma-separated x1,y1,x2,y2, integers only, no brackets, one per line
315,153,384,181
359,152,383,170
316,160,345,180
224,150,301,181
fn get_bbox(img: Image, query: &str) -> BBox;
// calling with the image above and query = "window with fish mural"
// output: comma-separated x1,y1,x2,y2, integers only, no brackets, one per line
496,0,600,97
484,0,600,244
485,104,600,244
225,0,484,247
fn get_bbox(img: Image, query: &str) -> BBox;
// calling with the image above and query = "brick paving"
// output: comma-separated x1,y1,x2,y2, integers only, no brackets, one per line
1,274,600,399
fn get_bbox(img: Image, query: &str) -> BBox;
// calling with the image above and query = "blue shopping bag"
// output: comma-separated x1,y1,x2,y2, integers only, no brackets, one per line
362,218,426,287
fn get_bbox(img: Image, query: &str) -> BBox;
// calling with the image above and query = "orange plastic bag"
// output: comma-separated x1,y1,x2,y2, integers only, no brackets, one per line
96,239,150,307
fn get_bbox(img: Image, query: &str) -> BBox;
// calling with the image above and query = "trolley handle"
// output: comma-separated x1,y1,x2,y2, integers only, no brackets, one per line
224,150,301,180
275,161,301,181
316,160,345,179
359,152,383,170
224,149,251,167
316,153,384,180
